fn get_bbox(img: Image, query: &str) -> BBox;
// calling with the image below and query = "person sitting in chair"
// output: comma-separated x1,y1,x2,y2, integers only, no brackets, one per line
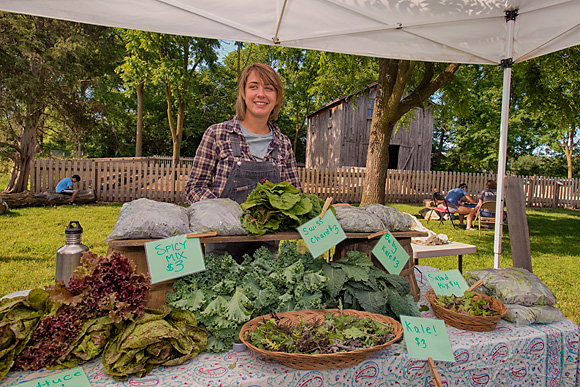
56,174,81,205
444,183,476,228
466,179,507,230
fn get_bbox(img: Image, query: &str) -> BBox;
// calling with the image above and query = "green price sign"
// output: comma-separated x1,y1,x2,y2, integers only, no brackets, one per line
401,315,454,362
18,367,92,387
371,231,409,275
426,269,469,296
145,234,206,284
298,211,346,259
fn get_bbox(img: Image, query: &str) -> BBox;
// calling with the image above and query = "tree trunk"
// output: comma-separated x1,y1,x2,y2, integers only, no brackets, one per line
4,107,43,193
0,189,96,208
135,80,144,157
360,59,460,205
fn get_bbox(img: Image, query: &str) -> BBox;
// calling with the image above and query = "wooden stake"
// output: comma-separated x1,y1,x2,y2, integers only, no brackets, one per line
467,279,484,292
367,230,389,239
186,231,218,239
427,357,443,387
319,197,333,218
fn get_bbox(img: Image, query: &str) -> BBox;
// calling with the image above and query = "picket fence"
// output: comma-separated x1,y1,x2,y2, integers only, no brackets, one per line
31,157,580,208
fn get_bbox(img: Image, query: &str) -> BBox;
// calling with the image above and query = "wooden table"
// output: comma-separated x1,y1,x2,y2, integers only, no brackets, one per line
108,230,427,308
411,241,477,273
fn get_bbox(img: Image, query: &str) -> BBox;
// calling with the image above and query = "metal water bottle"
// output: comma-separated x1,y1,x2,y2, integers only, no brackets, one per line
56,221,89,284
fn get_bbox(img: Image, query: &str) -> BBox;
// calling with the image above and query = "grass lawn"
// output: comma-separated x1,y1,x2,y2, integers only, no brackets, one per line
0,200,578,326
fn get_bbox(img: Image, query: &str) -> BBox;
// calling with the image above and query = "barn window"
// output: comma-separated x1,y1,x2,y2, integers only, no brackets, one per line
388,145,399,169
367,99,375,119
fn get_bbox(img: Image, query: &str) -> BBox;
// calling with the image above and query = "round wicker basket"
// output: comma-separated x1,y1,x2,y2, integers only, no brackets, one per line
239,309,403,370
425,289,507,332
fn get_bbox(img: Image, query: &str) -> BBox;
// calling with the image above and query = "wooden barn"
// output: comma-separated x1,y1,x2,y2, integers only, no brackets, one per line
306,83,433,171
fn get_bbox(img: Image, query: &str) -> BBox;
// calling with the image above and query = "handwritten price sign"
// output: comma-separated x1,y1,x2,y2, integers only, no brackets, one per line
401,316,454,362
298,211,346,259
371,231,409,275
17,367,91,387
145,234,206,284
426,269,469,296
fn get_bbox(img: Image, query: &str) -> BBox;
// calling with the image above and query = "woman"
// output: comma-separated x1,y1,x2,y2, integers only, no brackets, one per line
466,179,505,230
185,63,301,261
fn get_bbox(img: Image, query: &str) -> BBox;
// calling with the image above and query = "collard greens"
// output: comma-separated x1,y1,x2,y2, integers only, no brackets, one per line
240,181,335,235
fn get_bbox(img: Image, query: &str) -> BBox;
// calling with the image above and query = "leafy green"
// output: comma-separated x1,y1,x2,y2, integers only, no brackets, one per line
435,291,498,317
169,243,419,352
102,305,207,381
240,181,335,235
247,312,397,354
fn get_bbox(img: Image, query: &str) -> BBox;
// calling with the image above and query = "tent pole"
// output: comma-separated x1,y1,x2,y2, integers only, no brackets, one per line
494,10,518,268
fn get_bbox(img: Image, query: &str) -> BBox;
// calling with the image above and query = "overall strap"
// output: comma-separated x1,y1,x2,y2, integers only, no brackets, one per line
229,131,243,158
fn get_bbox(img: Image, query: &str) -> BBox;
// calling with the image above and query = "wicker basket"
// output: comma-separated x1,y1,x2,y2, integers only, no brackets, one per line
239,309,403,370
425,289,507,332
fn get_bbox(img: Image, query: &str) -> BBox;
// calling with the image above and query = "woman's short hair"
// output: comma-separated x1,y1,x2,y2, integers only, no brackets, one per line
486,180,497,189
235,63,284,121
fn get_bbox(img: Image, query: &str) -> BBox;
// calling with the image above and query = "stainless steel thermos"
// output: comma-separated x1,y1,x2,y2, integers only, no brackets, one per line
56,221,89,284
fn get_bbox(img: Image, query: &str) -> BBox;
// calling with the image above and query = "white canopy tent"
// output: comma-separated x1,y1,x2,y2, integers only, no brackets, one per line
2,0,580,267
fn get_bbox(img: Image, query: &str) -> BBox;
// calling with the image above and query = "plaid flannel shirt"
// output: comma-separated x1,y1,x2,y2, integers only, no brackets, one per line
185,117,302,204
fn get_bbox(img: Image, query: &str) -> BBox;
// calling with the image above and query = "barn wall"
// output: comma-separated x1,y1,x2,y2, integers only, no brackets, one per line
306,86,432,171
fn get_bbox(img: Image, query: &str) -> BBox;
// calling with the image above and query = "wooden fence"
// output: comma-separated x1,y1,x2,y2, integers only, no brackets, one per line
31,158,580,208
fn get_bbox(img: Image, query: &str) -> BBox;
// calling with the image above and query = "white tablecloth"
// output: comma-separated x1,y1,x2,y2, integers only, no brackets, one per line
3,266,579,387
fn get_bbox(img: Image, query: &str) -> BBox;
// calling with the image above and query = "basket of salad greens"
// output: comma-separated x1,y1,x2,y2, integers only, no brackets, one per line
426,289,507,332
239,308,403,369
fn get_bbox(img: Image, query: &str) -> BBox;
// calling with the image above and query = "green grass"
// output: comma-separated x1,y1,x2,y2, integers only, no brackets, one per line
0,201,578,327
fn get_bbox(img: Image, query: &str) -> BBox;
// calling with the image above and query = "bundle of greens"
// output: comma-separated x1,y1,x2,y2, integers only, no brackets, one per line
102,305,207,381
240,181,334,235
168,243,328,352
247,312,396,354
434,291,498,317
169,242,419,353
314,251,421,318
0,289,49,380
14,251,151,371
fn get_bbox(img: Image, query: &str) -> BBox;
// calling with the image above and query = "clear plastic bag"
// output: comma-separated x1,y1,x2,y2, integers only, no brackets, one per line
465,267,557,306
504,304,565,326
105,198,190,241
362,203,414,231
188,198,247,236
333,205,384,233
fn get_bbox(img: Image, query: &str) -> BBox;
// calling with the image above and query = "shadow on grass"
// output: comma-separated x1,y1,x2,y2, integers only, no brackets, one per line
0,211,21,218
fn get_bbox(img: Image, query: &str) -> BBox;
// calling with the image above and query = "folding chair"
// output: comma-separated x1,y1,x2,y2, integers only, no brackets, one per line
476,201,499,235
426,191,456,228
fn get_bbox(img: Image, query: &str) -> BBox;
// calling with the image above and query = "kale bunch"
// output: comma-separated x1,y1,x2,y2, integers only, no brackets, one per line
168,243,327,352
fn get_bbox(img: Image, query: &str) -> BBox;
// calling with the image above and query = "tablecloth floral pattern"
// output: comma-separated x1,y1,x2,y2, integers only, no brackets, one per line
3,266,579,387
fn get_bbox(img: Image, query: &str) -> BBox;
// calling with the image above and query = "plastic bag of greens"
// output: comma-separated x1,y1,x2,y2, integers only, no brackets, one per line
333,205,384,233
503,304,565,326
105,198,189,241
465,267,557,306
188,198,247,236
362,203,414,231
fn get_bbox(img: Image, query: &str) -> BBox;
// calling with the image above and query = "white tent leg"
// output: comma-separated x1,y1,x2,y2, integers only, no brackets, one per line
494,11,517,268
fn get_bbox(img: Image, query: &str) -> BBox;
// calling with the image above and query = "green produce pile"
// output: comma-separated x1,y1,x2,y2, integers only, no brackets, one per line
434,291,498,317
240,181,335,235
247,312,397,354
168,242,420,352
0,252,207,383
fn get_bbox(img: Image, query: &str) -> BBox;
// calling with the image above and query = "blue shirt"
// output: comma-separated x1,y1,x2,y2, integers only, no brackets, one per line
445,188,467,204
56,177,73,193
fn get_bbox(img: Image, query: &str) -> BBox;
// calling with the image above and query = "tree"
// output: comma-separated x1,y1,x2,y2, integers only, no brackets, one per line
360,59,460,205
519,47,580,178
117,31,220,163
0,12,122,192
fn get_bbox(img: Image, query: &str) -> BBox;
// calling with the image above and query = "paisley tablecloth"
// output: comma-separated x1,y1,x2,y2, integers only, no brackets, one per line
3,266,579,387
